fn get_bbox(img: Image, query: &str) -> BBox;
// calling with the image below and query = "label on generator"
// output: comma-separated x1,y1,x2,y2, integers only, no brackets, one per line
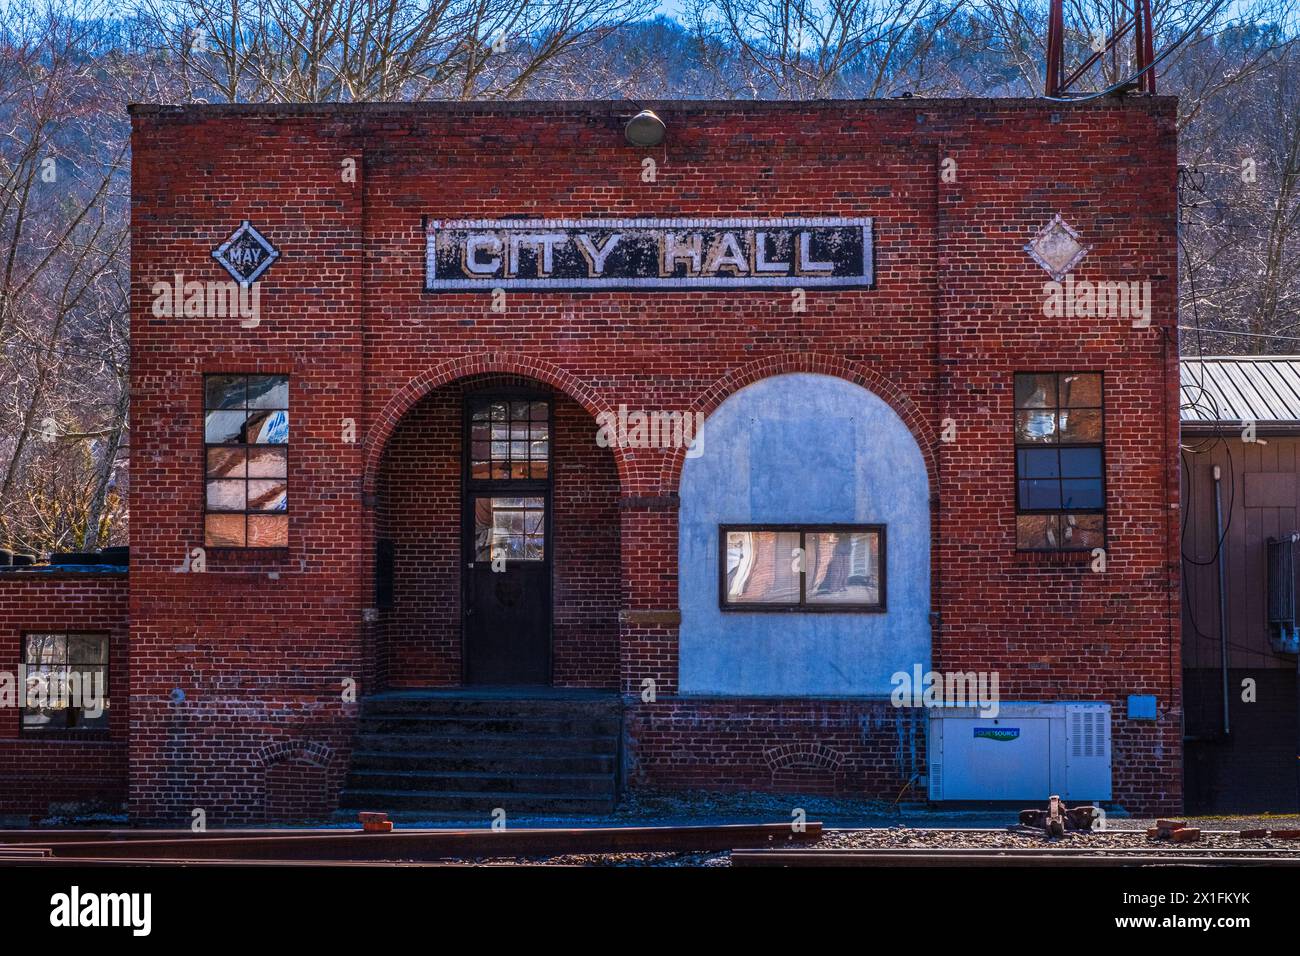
973,727,1020,742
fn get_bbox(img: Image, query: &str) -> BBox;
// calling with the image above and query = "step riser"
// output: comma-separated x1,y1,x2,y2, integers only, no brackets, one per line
362,698,622,718
359,717,622,736
352,753,616,775
346,772,615,795
342,694,623,816
337,792,616,814
355,734,618,755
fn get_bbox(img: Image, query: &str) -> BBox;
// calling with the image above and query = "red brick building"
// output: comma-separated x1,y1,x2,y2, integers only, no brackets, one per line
1,99,1182,823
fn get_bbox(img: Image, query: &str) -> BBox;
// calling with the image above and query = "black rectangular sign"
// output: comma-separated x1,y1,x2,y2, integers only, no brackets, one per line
425,217,874,291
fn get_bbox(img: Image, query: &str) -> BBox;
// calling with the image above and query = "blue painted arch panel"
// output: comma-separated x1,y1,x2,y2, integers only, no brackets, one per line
678,373,931,696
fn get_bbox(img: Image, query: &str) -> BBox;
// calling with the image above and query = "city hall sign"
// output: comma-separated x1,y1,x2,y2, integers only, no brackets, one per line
425,217,874,291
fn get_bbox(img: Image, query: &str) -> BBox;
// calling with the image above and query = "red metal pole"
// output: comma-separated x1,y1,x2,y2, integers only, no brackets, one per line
1045,0,1064,96
1140,0,1157,93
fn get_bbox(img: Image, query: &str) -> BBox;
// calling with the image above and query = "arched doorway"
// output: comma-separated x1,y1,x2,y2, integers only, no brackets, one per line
373,374,621,690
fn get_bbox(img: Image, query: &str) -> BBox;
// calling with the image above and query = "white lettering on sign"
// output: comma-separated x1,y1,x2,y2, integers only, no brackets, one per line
425,217,874,290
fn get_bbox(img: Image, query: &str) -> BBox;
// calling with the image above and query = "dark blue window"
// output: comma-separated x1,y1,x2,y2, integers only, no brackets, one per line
1014,373,1105,551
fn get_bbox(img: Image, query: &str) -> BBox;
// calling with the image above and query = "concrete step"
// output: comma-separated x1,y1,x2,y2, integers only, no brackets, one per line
362,694,622,718
354,732,619,755
342,692,624,816
351,749,617,775
345,769,616,795
337,788,617,815
357,715,623,736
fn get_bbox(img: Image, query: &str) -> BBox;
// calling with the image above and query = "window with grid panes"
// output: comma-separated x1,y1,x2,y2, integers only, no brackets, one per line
21,633,109,733
468,399,549,480
204,374,289,548
1014,372,1105,551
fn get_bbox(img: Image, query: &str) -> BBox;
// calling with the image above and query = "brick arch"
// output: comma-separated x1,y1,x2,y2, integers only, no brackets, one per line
763,743,846,772
258,740,338,823
363,354,628,496
656,353,938,495
255,739,334,770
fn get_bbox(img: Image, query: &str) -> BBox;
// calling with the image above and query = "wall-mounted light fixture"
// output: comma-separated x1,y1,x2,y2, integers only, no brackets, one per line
625,110,666,147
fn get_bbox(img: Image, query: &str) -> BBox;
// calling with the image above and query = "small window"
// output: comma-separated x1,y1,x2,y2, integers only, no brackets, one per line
1014,372,1105,551
375,539,395,610
720,525,884,611
468,400,549,480
204,374,289,548
474,496,546,561
21,633,110,734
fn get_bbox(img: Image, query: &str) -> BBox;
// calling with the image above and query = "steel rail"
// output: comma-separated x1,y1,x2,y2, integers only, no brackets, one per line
0,856,527,867
1,825,1279,842
2,821,820,862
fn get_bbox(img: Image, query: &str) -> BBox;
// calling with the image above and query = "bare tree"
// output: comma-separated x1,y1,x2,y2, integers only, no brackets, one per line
139,0,657,102
1179,45,1300,353
683,0,968,98
0,0,136,554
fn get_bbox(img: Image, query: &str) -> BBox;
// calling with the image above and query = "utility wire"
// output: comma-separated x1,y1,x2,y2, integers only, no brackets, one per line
1043,0,1231,103
1178,325,1300,344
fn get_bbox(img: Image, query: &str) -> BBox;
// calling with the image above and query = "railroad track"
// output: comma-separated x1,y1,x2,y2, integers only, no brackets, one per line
0,821,820,863
731,847,1300,867
4,823,1299,866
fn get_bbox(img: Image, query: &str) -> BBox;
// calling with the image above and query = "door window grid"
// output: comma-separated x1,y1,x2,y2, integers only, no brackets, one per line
469,400,549,480
474,497,546,561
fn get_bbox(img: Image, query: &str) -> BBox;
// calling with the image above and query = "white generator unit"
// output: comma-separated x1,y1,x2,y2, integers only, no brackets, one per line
927,702,1112,802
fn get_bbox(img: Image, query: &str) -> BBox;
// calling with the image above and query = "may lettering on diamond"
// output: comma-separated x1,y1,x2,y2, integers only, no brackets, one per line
425,218,874,291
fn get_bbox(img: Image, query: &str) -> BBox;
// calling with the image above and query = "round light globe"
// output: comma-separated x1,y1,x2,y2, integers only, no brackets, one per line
625,110,666,148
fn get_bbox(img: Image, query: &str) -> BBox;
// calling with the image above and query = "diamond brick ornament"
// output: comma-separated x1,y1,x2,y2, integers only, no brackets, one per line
1024,215,1089,281
212,220,280,285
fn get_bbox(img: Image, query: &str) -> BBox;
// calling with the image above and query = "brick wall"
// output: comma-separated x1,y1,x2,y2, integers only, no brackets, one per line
0,572,129,821
627,700,925,798
123,99,1182,818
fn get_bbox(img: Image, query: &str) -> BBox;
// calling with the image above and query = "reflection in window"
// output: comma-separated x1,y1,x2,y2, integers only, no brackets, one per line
204,374,289,548
726,530,801,604
1014,372,1105,551
723,526,884,610
475,497,545,561
806,531,881,605
469,400,549,480
22,633,109,733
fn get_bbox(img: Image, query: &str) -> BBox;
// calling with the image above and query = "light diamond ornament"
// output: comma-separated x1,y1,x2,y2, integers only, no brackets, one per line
1024,215,1089,281
211,220,280,285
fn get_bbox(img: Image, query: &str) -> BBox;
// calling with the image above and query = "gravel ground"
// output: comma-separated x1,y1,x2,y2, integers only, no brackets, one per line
819,824,1300,853
456,816,1300,866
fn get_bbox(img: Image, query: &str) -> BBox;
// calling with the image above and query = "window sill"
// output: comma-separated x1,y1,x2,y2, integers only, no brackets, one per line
720,605,888,614
200,547,293,570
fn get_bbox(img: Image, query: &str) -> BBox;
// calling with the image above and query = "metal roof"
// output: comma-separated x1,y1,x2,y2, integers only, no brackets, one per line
1181,356,1300,424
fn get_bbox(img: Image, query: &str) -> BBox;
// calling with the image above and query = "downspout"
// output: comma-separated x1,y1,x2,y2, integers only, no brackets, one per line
1212,464,1230,736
